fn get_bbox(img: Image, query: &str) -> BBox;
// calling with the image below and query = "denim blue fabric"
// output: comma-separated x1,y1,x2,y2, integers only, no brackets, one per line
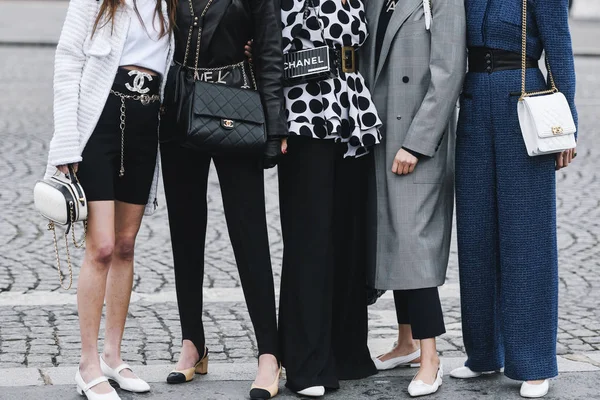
455,0,577,381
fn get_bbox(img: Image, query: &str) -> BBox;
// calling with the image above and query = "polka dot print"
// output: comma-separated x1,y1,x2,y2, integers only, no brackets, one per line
281,0,382,157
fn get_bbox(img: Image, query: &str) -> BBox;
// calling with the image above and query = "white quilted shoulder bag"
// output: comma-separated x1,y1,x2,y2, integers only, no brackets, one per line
517,0,576,157
33,166,87,289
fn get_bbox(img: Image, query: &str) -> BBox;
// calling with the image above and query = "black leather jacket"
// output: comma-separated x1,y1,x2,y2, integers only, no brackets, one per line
174,0,287,138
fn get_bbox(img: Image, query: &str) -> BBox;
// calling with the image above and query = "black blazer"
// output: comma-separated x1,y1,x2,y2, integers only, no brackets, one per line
174,0,287,137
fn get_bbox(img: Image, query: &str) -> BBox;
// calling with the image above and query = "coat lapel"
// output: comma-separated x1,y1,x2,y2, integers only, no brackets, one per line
364,0,385,86
374,0,422,85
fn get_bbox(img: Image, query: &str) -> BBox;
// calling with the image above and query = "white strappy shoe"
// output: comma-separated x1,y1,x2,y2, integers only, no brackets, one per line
75,370,121,400
296,386,325,397
100,357,150,393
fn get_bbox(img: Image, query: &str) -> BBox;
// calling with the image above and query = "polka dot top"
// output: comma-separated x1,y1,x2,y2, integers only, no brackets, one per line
281,0,382,157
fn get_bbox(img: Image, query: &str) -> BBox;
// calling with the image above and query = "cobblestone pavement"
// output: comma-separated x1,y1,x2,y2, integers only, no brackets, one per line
0,45,598,372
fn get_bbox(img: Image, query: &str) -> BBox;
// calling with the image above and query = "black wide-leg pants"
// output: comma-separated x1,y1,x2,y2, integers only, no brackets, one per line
161,142,279,358
278,136,377,392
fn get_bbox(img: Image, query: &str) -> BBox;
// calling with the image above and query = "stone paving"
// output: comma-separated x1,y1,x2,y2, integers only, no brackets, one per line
0,45,599,373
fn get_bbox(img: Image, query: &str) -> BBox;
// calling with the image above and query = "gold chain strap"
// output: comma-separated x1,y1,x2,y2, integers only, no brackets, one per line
520,0,557,101
182,0,215,81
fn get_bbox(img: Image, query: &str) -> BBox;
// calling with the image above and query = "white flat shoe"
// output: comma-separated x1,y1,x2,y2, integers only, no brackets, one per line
75,370,121,400
450,366,502,379
520,380,549,398
407,364,443,397
297,386,325,397
100,357,150,393
373,348,421,371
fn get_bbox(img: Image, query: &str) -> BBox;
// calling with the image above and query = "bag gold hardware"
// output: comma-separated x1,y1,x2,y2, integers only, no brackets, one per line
552,126,563,135
49,203,87,290
222,119,234,129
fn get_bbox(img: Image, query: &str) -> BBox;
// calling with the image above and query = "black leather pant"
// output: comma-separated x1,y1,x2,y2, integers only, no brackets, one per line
161,142,279,358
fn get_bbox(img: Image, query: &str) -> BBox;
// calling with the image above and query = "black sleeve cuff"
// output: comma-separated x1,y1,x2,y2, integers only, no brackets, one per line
402,147,426,160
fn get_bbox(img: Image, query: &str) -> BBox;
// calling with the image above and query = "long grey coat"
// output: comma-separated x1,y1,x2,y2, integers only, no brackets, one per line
363,0,466,290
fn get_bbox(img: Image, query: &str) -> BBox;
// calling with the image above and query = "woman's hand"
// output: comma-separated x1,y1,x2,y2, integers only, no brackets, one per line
263,137,286,169
57,163,79,175
244,40,253,63
555,148,576,170
392,148,418,175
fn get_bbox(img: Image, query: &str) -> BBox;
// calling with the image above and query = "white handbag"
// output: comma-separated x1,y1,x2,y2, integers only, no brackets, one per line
517,0,576,157
33,166,87,289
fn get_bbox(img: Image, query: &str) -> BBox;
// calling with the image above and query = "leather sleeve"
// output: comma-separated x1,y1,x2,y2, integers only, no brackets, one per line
534,0,578,138
249,0,288,138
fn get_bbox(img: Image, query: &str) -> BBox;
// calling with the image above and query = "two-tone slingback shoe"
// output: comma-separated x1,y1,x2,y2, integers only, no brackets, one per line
249,367,281,399
166,347,209,384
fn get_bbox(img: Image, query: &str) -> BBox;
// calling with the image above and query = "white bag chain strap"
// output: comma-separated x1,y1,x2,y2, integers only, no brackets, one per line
519,0,557,100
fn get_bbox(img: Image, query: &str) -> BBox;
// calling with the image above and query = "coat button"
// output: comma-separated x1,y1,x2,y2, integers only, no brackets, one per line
485,53,491,59
402,76,410,83
486,66,492,72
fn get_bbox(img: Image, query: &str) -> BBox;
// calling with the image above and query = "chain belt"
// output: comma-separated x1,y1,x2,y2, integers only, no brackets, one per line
109,89,160,177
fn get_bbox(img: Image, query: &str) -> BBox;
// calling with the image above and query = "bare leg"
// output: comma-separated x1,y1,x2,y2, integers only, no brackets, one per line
102,201,145,379
78,201,116,395
176,340,201,370
254,354,279,387
413,338,440,385
377,324,421,363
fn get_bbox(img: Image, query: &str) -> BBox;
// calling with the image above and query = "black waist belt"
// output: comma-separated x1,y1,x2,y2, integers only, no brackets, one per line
468,47,538,74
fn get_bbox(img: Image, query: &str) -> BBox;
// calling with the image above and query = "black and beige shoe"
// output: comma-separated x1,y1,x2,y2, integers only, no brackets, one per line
166,347,208,384
249,367,281,399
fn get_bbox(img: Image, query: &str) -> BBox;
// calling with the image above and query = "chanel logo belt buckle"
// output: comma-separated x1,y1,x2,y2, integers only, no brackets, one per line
125,70,153,94
552,126,563,135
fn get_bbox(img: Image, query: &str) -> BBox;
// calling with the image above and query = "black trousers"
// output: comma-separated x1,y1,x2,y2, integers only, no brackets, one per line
394,288,446,340
161,142,278,358
278,136,377,392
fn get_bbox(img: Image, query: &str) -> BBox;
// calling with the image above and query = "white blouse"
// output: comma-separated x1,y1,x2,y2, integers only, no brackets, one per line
120,0,170,75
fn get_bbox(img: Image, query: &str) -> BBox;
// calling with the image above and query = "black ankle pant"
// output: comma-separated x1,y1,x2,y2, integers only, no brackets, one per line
161,142,278,358
278,136,377,392
394,287,446,340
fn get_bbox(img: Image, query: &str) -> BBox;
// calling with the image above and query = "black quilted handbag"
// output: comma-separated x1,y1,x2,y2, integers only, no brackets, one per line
182,80,267,154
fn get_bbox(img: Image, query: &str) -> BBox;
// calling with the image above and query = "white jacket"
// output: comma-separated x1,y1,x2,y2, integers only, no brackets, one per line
46,0,174,215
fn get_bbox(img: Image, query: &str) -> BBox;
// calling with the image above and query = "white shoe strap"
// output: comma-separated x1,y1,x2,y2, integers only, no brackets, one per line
84,376,109,392
114,363,132,375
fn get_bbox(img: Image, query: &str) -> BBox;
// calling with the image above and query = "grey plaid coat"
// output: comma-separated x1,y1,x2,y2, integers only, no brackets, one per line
363,0,466,290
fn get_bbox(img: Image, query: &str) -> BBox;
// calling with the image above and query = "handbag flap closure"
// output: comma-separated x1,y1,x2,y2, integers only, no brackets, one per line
193,82,265,125
521,92,576,138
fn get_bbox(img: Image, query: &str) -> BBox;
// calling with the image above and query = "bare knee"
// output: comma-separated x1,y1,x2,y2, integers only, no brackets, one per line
88,242,115,268
114,236,136,262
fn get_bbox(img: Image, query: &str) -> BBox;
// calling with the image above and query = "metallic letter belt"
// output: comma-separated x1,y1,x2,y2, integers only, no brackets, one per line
110,89,160,177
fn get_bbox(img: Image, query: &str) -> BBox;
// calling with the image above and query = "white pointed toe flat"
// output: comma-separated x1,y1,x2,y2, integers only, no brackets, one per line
100,357,150,393
75,370,121,400
407,364,443,397
373,348,421,371
297,386,325,397
520,380,549,398
450,366,502,379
